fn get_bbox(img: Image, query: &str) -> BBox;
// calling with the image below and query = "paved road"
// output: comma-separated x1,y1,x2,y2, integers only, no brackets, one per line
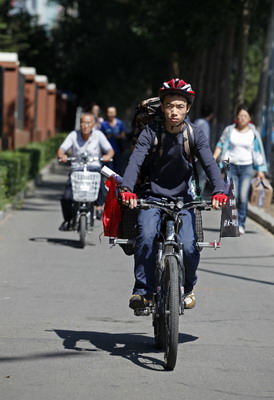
1,163,274,400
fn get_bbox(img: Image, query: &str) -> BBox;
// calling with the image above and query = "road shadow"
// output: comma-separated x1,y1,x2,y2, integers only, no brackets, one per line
21,201,61,212
29,237,96,249
199,266,274,286
0,351,84,363
203,227,257,235
51,329,198,371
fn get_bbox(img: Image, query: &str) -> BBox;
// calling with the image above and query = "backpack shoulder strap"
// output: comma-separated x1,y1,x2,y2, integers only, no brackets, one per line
182,121,194,159
183,122,202,198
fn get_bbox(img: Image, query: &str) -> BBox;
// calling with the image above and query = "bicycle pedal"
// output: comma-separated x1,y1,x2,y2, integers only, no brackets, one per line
134,307,151,316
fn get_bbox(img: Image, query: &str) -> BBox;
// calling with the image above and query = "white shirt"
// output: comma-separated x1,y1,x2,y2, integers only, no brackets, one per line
60,129,113,169
228,128,254,165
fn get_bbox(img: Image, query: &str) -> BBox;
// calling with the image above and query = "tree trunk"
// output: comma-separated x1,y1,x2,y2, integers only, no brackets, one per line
170,52,180,77
204,45,215,107
253,0,274,128
218,24,235,130
234,0,252,108
193,49,207,120
211,32,225,148
187,52,200,120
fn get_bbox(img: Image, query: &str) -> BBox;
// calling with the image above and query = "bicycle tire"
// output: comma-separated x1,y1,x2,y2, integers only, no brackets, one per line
79,214,87,248
153,267,165,350
163,255,179,370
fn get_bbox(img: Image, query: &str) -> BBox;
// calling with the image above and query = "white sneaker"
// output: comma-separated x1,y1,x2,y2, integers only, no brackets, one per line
239,226,245,235
184,291,196,309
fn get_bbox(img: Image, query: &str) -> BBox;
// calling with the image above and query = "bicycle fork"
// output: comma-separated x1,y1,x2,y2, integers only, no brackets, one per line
156,241,185,317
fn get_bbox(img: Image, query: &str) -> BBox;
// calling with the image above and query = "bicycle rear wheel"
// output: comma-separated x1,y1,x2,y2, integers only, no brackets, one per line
163,255,179,370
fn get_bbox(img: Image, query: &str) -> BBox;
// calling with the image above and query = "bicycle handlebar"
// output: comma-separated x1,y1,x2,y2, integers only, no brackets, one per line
66,156,101,162
59,156,113,164
136,198,212,212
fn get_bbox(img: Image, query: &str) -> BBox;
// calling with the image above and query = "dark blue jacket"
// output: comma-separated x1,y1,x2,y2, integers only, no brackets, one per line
122,122,225,201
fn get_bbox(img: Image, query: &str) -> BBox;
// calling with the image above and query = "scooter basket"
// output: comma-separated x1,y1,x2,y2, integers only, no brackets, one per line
71,171,101,202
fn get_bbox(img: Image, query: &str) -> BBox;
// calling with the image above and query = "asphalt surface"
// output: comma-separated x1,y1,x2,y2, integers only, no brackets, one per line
0,162,274,400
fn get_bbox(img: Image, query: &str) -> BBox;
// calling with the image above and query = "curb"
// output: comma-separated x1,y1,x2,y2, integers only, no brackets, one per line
0,210,5,221
248,203,274,235
0,203,12,222
34,159,58,185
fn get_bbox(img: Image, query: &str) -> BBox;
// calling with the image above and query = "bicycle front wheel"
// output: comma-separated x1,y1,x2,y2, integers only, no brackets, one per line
79,214,87,248
163,255,180,370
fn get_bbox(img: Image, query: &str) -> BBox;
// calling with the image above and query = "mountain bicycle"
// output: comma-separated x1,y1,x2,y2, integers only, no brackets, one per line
110,197,220,370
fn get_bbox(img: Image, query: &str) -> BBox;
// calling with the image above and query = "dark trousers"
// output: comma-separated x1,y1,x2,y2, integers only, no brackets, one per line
133,199,200,298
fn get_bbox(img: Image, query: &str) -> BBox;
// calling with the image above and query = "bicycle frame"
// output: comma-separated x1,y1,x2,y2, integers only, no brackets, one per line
110,198,221,314
110,197,221,370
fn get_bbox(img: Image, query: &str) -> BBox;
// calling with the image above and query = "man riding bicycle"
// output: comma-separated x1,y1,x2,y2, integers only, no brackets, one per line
58,112,114,231
119,78,228,310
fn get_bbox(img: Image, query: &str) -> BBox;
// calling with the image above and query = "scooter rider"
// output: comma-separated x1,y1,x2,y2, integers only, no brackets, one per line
58,112,114,230
119,78,228,310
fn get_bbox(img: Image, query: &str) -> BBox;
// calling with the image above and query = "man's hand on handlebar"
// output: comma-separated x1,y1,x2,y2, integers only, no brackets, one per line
58,154,68,163
119,189,137,209
102,149,115,163
212,192,228,210
101,155,113,163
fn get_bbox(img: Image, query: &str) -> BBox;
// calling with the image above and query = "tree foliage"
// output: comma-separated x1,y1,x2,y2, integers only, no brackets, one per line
0,0,53,77
1,0,273,139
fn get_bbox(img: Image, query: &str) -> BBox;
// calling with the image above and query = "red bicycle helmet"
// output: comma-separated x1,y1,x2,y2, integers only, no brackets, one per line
158,78,195,104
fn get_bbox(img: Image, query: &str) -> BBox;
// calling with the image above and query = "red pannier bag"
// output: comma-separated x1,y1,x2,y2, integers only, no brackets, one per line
102,176,121,237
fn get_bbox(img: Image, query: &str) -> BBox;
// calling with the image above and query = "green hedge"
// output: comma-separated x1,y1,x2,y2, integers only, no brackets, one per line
0,151,31,198
20,134,67,179
0,165,8,209
0,133,67,208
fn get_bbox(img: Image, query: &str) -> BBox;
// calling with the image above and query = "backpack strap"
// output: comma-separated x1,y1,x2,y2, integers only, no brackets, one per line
182,123,191,160
183,122,201,199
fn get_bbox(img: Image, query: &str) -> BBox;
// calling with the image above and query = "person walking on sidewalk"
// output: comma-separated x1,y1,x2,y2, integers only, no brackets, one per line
101,106,126,175
213,105,268,234
194,104,214,194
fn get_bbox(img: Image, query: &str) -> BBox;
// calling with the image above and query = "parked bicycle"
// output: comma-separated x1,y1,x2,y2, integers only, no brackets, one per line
110,197,220,370
61,154,103,248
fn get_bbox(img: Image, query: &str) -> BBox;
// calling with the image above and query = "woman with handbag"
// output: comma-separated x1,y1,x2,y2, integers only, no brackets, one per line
213,105,268,234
